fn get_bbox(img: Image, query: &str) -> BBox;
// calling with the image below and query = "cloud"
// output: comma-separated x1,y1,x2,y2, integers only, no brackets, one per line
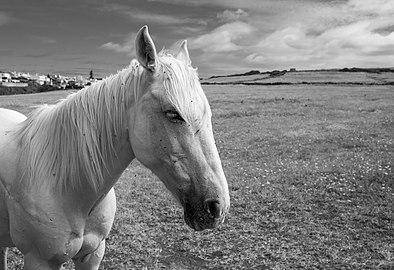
24,52,55,58
348,0,394,15
100,42,130,53
245,15,394,69
188,21,255,53
148,0,276,11
100,3,206,26
99,32,137,54
102,0,394,75
33,36,57,44
217,9,248,22
124,10,206,25
0,11,17,26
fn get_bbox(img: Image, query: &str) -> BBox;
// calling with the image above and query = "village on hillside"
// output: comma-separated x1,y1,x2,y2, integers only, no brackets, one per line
0,70,102,94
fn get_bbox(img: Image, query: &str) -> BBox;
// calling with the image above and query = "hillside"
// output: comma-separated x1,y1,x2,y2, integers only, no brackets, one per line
201,68,394,86
2,68,394,96
0,81,62,95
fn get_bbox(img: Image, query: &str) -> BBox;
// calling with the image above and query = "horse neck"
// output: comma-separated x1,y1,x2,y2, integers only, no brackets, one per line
16,64,143,200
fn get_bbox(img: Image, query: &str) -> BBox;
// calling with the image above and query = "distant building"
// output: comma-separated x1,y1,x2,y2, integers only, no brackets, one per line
1,72,12,83
12,72,31,79
289,68,296,72
30,74,52,85
0,72,28,87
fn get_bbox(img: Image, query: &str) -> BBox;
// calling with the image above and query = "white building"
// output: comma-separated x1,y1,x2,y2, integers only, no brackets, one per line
1,72,12,83
30,74,51,85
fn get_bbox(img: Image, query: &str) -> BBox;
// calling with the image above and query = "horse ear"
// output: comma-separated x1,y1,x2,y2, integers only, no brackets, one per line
176,40,191,66
135,25,158,72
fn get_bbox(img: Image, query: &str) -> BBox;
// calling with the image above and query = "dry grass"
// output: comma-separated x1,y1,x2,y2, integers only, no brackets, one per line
2,84,394,269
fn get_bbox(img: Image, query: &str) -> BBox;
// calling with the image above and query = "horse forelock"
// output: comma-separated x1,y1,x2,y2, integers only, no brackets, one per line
14,62,143,193
157,53,210,130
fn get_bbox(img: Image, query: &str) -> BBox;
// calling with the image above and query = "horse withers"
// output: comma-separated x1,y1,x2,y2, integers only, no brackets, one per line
0,26,230,269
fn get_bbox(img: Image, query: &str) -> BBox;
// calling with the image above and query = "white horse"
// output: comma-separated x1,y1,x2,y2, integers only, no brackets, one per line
0,26,230,270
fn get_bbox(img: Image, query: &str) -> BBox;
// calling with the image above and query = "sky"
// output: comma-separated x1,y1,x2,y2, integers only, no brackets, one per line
1,0,394,78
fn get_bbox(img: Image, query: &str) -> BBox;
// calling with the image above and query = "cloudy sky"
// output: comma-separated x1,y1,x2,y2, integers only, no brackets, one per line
1,0,394,78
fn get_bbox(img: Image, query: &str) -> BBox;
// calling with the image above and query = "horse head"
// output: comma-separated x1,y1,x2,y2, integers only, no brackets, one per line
128,26,230,231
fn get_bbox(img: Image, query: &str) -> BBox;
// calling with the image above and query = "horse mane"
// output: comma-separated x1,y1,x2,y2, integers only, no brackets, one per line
13,52,208,193
14,61,143,193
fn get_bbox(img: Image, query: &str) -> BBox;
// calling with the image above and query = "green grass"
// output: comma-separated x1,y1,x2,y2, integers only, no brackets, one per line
2,85,393,269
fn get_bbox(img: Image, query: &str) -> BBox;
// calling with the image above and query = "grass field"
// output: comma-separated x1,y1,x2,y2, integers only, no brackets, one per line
1,84,393,269
202,70,394,85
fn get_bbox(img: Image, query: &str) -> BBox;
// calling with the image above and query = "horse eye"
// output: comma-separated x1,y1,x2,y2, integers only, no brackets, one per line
165,110,184,122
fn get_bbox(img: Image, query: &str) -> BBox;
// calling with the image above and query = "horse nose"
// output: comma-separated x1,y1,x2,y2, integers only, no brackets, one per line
205,199,222,219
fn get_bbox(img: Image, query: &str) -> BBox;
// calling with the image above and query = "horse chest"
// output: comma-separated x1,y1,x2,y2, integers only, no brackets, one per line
7,195,83,256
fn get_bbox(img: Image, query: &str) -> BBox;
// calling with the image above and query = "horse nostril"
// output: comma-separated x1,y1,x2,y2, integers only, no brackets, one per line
205,199,221,219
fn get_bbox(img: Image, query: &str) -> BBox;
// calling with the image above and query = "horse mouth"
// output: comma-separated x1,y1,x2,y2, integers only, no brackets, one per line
183,202,226,231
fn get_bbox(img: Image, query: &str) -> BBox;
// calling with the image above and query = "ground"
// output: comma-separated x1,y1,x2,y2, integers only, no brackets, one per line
0,84,393,269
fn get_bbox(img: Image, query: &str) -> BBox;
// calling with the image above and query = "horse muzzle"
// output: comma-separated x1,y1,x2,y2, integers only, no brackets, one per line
183,199,228,231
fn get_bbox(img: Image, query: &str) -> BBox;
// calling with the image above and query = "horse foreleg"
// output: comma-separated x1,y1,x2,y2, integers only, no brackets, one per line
0,247,7,270
73,240,105,270
23,251,63,270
